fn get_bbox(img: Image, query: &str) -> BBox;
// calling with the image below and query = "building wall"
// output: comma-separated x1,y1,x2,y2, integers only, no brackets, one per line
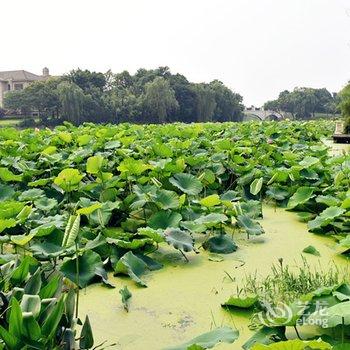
0,80,32,108
0,82,7,107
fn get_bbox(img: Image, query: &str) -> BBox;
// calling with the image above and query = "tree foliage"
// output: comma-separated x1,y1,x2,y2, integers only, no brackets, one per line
57,82,85,125
264,87,338,119
143,77,179,123
3,66,244,124
339,82,350,132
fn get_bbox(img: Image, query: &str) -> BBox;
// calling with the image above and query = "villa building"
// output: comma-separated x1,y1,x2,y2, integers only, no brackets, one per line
0,68,50,107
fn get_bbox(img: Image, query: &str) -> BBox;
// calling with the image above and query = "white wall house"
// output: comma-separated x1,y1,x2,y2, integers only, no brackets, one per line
0,68,50,107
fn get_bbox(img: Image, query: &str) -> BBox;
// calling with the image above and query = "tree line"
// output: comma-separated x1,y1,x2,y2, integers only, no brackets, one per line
3,67,244,125
263,87,339,119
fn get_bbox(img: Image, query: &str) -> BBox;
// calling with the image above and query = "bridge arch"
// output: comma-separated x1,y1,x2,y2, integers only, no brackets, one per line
243,110,284,121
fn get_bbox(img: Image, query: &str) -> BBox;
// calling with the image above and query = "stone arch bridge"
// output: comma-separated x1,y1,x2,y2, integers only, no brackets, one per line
243,109,285,121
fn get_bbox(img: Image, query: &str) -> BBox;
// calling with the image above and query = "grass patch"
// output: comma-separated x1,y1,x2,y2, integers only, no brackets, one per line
237,257,348,306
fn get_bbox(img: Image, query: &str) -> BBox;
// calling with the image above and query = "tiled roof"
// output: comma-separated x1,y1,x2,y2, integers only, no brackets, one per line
0,70,43,82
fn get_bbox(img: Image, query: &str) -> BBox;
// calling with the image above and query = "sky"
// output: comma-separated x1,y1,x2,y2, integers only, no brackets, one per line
1,0,350,106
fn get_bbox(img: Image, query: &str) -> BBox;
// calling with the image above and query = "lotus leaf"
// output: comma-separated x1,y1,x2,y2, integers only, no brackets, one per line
164,228,194,252
164,326,239,350
203,235,237,254
287,187,314,209
114,251,149,287
169,173,203,195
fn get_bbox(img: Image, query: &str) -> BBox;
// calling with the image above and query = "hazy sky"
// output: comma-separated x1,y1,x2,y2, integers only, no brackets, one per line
2,0,350,105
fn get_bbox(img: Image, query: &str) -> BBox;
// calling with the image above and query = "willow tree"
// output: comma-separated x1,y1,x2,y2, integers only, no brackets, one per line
143,77,178,123
339,83,350,133
192,83,216,122
57,82,85,124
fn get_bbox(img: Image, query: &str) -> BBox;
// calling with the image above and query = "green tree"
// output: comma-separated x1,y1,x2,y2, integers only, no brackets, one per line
192,83,216,122
209,80,244,122
168,74,197,122
3,90,31,115
4,78,61,119
143,77,179,123
66,69,106,92
264,87,337,119
57,82,85,125
339,83,350,133
107,88,141,123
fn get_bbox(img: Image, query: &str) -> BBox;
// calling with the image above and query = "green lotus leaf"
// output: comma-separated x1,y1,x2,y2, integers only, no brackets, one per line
86,155,104,174
251,339,332,349
240,200,262,219
0,184,15,201
339,235,350,249
195,213,228,227
10,234,35,246
299,156,320,168
341,197,350,209
308,206,345,231
0,218,17,233
265,187,289,201
105,140,121,149
54,168,84,192
154,189,180,210
34,197,58,212
114,251,149,287
149,211,182,230
287,187,314,209
137,227,164,243
107,237,153,249
242,326,286,350
18,189,44,201
58,131,72,143
164,326,239,350
203,235,237,254
0,201,25,219
117,158,151,176
308,300,350,328
0,167,22,182
77,134,92,146
237,215,264,236
302,245,320,256
61,250,109,288
220,190,240,202
222,295,258,309
181,221,207,233
28,178,52,187
30,241,70,259
77,203,102,215
153,142,173,157
316,195,340,207
169,173,203,195
31,223,58,237
200,194,221,207
164,228,194,252
296,211,315,222
88,201,120,227
41,145,57,155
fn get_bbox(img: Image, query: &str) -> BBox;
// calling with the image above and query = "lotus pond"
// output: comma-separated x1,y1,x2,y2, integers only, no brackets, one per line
0,121,350,349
